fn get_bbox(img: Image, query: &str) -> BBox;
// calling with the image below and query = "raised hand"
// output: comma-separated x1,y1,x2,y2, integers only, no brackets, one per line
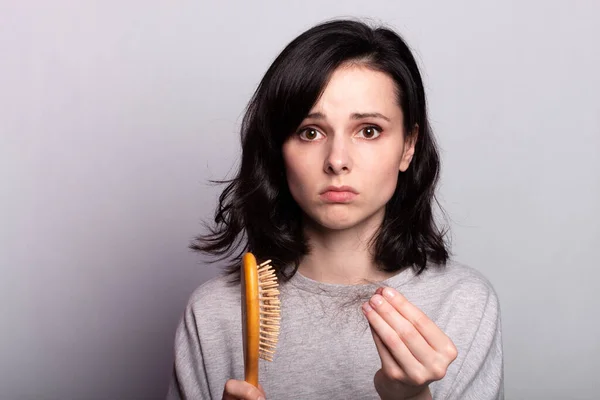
362,287,458,400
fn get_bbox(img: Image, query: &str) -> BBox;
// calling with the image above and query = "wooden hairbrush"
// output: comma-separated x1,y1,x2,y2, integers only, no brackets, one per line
241,252,281,387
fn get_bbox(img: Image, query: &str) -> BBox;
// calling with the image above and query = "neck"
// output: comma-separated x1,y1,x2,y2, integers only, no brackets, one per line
298,212,395,284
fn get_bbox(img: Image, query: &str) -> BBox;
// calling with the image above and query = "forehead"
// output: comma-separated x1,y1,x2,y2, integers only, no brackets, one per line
310,64,400,116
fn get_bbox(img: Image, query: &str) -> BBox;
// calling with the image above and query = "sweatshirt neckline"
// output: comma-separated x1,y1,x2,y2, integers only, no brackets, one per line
285,266,418,297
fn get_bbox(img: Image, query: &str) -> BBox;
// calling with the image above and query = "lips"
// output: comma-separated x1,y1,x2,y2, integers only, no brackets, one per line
319,186,358,203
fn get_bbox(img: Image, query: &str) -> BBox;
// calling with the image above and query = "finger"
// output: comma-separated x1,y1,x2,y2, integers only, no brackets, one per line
363,302,424,376
369,325,409,381
369,294,437,366
381,287,451,352
223,379,266,400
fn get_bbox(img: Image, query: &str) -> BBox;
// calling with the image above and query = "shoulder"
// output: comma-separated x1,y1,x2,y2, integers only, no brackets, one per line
423,260,498,298
183,273,241,327
414,260,501,319
189,272,238,301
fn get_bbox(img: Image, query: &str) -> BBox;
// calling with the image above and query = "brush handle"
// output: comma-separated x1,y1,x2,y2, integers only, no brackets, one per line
242,252,260,387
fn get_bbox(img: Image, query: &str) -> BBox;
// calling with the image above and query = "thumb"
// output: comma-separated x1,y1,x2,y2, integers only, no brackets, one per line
257,383,266,396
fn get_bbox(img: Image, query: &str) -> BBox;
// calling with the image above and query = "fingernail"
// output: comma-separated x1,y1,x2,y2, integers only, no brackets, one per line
258,397,266,400
362,303,373,313
370,294,383,307
382,287,395,299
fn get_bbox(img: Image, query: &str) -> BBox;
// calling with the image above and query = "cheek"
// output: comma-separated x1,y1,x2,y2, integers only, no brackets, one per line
363,151,402,198
374,169,399,198
283,151,312,200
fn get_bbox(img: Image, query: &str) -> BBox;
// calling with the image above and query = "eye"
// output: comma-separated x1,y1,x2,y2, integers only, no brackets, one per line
299,128,324,141
355,126,382,139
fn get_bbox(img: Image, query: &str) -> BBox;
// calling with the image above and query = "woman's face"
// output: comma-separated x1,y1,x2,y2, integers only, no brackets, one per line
282,64,416,232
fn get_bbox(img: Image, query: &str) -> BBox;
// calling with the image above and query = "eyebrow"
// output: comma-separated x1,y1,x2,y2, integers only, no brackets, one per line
305,112,391,122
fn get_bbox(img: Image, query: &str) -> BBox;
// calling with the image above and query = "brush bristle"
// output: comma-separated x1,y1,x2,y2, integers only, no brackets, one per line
257,259,280,362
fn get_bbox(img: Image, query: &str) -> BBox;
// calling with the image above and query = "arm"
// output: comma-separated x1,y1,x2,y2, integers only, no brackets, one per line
444,286,504,400
166,301,212,400
166,297,267,400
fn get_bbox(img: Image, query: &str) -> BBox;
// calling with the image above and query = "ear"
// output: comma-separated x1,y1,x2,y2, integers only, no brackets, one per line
399,124,418,172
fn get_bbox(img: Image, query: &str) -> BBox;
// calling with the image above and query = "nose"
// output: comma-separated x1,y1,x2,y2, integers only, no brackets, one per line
323,135,352,175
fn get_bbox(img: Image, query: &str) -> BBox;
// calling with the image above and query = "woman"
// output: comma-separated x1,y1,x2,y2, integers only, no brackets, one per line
167,19,503,400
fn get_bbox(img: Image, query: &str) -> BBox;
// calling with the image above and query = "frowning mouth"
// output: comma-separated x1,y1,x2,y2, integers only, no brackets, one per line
319,186,358,203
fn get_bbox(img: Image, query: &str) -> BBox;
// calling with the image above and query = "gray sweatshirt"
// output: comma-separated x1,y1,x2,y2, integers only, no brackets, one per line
167,261,503,399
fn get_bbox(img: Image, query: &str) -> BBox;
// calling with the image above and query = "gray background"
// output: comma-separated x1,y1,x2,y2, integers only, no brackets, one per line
1,1,599,399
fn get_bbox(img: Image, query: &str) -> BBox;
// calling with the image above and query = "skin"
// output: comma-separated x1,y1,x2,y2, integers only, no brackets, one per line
282,64,415,285
222,381,266,400
365,287,457,400
223,64,457,399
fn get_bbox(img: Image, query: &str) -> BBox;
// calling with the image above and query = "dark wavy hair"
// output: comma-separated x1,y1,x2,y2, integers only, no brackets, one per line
190,19,450,283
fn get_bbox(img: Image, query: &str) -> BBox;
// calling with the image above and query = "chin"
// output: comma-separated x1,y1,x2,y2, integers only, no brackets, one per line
298,200,387,232
310,209,381,232
318,219,359,231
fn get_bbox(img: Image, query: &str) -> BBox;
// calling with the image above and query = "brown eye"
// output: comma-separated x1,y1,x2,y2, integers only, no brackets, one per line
299,128,323,141
357,126,382,139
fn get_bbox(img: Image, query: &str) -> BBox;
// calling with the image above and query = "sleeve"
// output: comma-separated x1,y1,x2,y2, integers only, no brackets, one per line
444,284,504,400
166,301,213,400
